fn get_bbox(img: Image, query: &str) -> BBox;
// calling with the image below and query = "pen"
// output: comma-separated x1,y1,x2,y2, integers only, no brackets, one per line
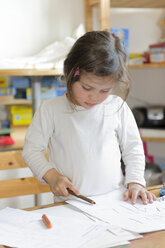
42,214,52,228
67,188,96,205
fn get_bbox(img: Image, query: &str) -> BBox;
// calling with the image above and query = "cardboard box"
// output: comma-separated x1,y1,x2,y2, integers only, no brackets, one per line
10,105,32,126
150,52,165,63
0,87,15,96
111,28,129,61
26,86,66,100
0,77,7,88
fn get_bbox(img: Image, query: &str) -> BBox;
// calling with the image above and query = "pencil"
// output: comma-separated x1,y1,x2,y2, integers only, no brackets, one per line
42,214,52,228
67,188,96,205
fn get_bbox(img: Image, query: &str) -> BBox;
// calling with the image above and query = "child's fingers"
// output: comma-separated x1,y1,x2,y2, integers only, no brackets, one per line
146,191,154,203
67,183,80,196
139,191,148,205
64,178,80,195
153,194,157,201
123,190,130,201
151,192,157,201
50,176,77,196
146,191,157,203
59,180,79,197
130,190,139,204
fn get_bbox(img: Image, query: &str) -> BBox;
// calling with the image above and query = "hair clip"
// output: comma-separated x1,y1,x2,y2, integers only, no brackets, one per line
74,67,80,77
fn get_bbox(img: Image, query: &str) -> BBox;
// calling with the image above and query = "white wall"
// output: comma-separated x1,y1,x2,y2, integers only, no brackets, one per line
0,0,84,59
93,7,165,53
93,7,165,161
0,1,165,208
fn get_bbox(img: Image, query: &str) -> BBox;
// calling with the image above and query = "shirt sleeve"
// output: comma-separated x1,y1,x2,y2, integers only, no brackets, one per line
22,100,55,183
117,101,146,187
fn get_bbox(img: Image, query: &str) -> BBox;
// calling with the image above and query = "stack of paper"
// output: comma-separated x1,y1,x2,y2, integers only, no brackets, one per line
67,187,165,233
0,204,141,248
0,207,107,248
3,187,161,247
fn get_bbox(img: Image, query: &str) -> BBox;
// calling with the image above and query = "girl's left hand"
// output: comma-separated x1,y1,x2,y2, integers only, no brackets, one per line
123,182,157,205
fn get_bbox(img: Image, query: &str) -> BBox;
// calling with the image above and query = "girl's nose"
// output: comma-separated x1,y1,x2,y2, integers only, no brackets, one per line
88,92,98,102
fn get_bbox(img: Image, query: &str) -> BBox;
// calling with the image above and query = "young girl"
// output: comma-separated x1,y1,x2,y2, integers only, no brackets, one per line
23,31,156,205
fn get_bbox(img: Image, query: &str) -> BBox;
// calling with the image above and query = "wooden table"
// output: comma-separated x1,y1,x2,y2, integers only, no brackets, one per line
0,185,164,248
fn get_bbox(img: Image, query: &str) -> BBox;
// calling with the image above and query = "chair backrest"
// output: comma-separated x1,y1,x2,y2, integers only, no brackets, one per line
0,150,50,199
0,150,161,200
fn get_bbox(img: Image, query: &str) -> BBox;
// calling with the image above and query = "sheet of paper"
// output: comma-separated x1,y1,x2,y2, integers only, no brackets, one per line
35,200,142,237
0,203,141,248
34,200,142,247
0,188,143,248
0,207,108,248
34,204,141,247
67,188,165,233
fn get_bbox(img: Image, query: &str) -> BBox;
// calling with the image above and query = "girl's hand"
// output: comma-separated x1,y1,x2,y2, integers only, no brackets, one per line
43,168,79,197
123,182,157,205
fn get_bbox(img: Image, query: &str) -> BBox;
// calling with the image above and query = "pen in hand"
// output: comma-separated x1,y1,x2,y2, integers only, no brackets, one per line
67,188,96,205
42,214,52,228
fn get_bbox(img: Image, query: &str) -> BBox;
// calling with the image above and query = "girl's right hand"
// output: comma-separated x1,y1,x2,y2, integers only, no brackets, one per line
43,168,79,197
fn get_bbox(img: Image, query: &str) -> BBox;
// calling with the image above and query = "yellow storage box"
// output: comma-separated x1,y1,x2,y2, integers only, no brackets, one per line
10,105,32,125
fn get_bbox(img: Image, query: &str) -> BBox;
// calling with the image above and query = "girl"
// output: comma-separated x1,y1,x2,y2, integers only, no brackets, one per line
23,31,156,204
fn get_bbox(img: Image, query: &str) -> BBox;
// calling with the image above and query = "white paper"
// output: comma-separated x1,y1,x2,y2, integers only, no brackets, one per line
0,207,107,248
67,188,165,233
0,188,144,248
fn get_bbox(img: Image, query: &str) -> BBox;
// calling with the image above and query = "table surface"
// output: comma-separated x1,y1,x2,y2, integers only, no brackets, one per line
1,204,164,248
0,185,164,248
1,230,164,248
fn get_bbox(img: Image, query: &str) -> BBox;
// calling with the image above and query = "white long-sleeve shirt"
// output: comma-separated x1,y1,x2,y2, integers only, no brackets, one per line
23,94,146,202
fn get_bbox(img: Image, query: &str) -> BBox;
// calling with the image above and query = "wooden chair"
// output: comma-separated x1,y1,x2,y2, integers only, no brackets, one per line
0,150,51,199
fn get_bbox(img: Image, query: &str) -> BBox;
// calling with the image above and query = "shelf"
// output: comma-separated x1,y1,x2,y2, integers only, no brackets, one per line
0,68,63,76
128,64,165,69
0,126,164,152
140,128,165,142
0,126,27,151
0,96,32,105
89,0,165,8
85,0,165,31
1,64,165,78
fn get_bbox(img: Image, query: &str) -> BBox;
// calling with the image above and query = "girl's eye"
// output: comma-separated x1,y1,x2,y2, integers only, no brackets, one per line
101,89,110,93
82,86,91,91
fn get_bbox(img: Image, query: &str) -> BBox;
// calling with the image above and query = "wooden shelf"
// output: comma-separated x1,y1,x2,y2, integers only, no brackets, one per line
85,0,165,31
89,0,165,8
0,96,31,105
0,64,164,79
140,128,165,142
128,63,165,69
0,126,164,152
0,126,27,150
0,68,63,76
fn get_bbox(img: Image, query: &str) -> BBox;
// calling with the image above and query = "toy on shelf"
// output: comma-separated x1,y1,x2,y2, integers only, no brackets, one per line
159,184,165,196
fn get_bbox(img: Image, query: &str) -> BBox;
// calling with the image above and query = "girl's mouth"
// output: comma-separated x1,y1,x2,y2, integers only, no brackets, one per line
85,102,96,107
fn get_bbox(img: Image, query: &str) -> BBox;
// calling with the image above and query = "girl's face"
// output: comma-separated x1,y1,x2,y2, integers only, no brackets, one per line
71,71,115,109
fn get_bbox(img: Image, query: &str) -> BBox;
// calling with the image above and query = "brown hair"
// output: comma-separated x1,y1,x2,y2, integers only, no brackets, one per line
64,30,130,102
